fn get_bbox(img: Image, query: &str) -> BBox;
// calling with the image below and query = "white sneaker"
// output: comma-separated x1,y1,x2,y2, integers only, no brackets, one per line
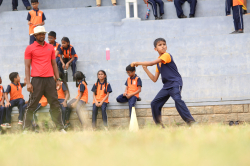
1,123,11,129
18,120,23,125
60,129,67,133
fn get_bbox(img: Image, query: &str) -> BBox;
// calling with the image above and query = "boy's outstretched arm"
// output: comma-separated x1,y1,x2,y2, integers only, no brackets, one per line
142,66,160,83
131,59,162,67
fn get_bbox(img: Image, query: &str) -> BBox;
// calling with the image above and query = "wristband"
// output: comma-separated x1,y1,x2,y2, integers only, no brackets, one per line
57,78,62,81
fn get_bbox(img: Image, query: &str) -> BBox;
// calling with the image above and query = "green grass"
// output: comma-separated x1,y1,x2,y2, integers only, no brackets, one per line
1,124,250,166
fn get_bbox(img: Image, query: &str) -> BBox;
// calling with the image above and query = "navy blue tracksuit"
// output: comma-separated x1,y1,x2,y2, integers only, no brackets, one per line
0,106,5,124
148,0,164,17
233,5,244,30
12,0,31,10
174,0,197,17
151,53,195,124
116,95,138,116
225,0,232,15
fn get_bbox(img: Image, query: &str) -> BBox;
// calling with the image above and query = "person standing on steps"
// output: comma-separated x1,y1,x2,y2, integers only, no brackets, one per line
174,0,197,18
12,0,32,11
230,0,244,34
144,0,165,20
24,26,65,132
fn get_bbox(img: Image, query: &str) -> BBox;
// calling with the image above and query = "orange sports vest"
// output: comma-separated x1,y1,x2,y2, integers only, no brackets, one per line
28,10,44,35
9,83,24,101
127,76,140,98
0,85,3,102
60,45,78,59
53,43,60,57
39,95,48,107
233,0,244,6
76,81,88,103
57,82,66,99
92,82,110,104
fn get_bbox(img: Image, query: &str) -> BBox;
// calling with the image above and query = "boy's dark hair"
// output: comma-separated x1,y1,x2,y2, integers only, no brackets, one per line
61,37,70,44
95,70,107,95
126,65,135,72
31,0,38,3
59,72,70,99
9,72,18,82
48,31,56,38
74,71,87,87
154,38,166,48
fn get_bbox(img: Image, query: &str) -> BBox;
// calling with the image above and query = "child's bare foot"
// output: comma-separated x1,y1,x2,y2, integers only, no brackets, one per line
113,3,116,6
97,5,101,7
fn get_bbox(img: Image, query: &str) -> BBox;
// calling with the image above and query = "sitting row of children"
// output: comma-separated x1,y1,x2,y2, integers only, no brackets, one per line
0,65,141,130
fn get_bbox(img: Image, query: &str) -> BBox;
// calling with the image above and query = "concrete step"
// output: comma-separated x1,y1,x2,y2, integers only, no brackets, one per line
0,15,249,47
1,0,249,24
0,0,226,12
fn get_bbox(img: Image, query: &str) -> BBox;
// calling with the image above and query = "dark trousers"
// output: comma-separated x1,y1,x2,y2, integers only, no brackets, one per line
233,5,244,30
67,98,85,125
225,0,232,15
58,57,78,76
12,0,31,9
151,87,195,124
148,0,164,17
92,102,108,128
6,98,25,123
0,106,5,124
23,103,42,124
58,99,67,124
116,94,137,116
30,35,36,45
0,0,3,6
56,57,61,68
174,0,197,17
23,77,64,130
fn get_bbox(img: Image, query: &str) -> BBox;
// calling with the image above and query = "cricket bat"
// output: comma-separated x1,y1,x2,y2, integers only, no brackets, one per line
129,107,139,132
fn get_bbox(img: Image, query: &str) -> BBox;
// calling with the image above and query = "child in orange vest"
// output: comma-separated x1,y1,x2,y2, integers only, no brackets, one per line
230,0,245,33
57,72,70,125
58,37,78,81
92,70,112,129
66,71,88,128
48,31,61,61
0,76,5,126
27,0,46,44
116,65,142,117
1,72,26,128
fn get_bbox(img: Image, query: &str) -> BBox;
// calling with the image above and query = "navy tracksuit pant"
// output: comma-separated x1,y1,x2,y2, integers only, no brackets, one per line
116,94,137,117
58,57,78,77
225,0,232,15
151,86,195,124
58,99,67,124
29,35,36,45
148,0,164,17
233,5,244,30
12,0,31,10
92,102,108,128
174,0,197,17
0,106,5,124
6,98,25,123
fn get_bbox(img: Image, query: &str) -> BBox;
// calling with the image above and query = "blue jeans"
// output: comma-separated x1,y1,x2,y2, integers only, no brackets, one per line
92,102,108,128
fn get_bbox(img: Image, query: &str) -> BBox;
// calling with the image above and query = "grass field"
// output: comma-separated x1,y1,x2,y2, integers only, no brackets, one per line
0,124,250,166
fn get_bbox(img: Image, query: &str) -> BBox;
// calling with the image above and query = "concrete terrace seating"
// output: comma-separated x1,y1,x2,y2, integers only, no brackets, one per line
1,0,250,112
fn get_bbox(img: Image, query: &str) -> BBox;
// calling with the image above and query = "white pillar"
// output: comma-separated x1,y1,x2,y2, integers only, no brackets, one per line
123,0,141,21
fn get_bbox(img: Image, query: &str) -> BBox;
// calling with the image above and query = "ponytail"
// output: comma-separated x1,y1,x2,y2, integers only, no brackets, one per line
75,71,87,87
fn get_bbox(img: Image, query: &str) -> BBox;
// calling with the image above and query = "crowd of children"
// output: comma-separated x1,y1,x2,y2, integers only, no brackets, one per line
0,0,205,131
